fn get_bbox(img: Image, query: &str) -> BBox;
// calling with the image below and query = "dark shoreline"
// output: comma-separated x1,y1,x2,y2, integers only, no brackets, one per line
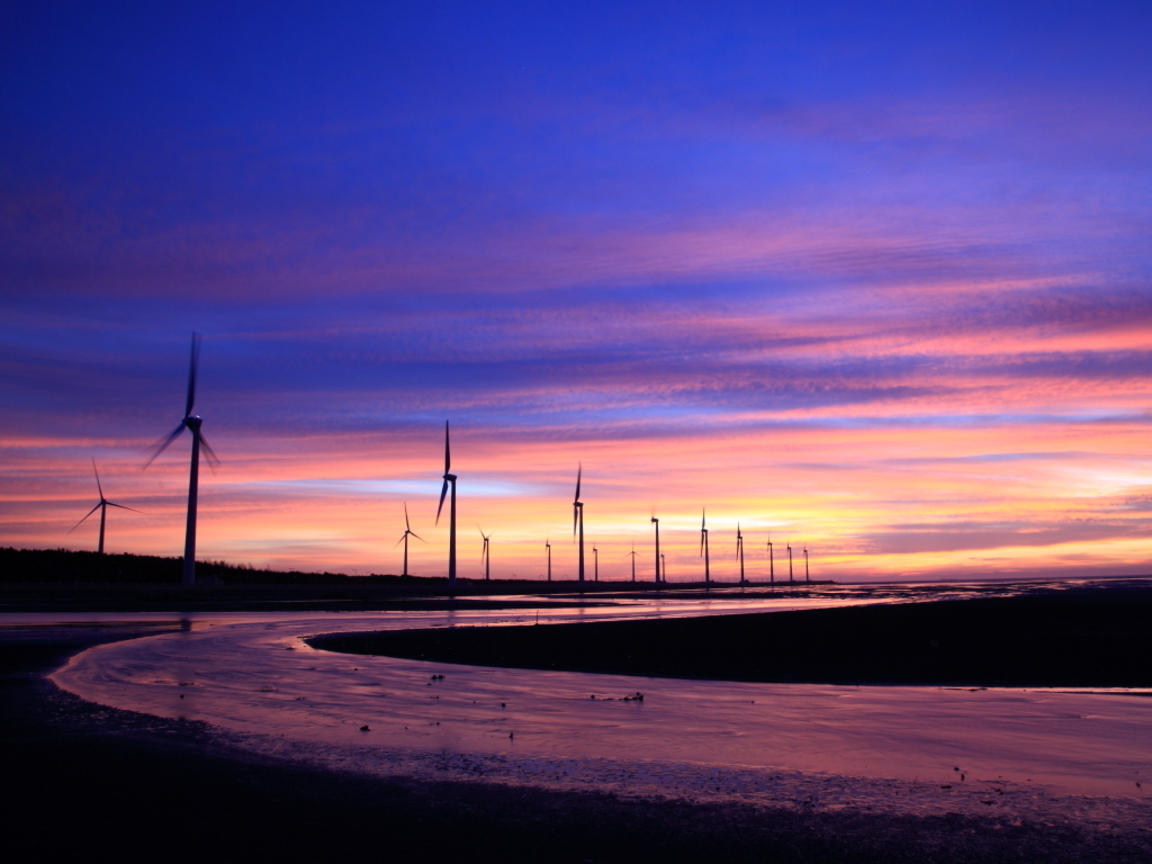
3,623,1151,861
312,584,1152,688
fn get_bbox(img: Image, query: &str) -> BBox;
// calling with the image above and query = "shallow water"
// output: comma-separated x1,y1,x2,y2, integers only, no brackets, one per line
9,579,1150,826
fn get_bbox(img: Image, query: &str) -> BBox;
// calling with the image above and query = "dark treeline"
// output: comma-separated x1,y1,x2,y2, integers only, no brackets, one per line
313,585,1152,688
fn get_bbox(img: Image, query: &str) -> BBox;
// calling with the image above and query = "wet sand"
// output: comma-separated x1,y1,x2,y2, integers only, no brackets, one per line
5,605,1152,861
313,583,1152,688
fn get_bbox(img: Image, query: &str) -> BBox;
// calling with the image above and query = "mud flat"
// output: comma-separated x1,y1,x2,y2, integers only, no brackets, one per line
4,624,1151,863
312,582,1152,688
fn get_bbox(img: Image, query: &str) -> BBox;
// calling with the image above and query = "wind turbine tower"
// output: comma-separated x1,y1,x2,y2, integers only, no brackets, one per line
435,421,458,591
396,503,423,576
804,545,810,583
736,522,746,585
767,536,775,588
700,509,711,584
593,546,599,582
573,464,585,587
545,539,552,582
787,542,794,584
70,459,140,554
147,332,218,587
479,527,491,581
651,516,661,584
627,545,639,582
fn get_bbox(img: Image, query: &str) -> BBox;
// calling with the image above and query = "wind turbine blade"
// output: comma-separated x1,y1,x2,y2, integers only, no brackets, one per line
394,534,407,548
574,463,581,503
404,502,412,532
184,332,201,418
443,421,451,474
145,423,187,467
68,503,102,533
105,502,142,513
199,432,220,468
701,508,706,530
411,530,425,543
436,478,449,524
92,459,104,500
573,504,578,537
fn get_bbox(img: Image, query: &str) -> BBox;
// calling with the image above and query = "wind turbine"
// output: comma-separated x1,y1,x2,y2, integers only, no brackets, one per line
435,421,457,591
651,516,661,584
767,535,775,588
69,459,140,554
593,546,599,582
804,544,810,583
395,503,423,577
479,526,491,581
700,509,711,584
661,552,667,582
736,522,746,585
545,538,552,582
146,332,218,587
572,464,585,587
625,544,639,582
787,541,794,584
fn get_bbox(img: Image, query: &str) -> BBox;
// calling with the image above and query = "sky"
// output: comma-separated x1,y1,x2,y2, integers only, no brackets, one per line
1,1,1150,582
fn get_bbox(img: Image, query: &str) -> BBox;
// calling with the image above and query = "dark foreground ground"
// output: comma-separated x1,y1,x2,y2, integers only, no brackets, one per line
314,583,1152,688
3,624,1152,863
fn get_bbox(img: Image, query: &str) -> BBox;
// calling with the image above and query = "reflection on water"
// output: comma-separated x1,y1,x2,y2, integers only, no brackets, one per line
36,578,1152,805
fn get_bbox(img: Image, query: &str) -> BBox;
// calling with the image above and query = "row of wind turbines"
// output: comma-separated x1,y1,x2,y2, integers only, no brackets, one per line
72,334,814,588
415,420,812,588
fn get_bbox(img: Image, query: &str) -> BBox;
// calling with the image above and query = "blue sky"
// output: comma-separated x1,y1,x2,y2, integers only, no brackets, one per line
2,1,1150,579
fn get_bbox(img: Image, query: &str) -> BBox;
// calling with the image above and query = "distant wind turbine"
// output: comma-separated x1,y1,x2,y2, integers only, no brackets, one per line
767,535,775,588
651,516,660,584
146,332,218,587
435,421,457,590
573,464,585,587
700,509,711,584
625,544,639,582
736,522,746,585
545,538,552,582
395,503,423,577
661,552,667,582
787,541,794,584
804,545,810,583
592,546,599,582
69,459,140,554
479,526,491,581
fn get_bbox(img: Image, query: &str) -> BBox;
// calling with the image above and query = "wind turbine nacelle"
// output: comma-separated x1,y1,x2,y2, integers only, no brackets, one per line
185,415,203,429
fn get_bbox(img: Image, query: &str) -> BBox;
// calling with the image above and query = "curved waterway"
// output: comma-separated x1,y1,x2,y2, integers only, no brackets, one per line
28,582,1152,826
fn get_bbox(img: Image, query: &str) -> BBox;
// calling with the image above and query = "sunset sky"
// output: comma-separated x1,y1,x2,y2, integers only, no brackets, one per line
2,1,1150,582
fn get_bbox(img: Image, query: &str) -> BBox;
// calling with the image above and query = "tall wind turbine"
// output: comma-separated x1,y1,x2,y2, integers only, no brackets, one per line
661,552,667,582
545,538,552,582
700,509,711,584
736,522,746,585
787,541,794,584
592,546,599,582
804,545,810,583
572,464,585,587
651,516,661,584
435,421,457,591
479,526,491,581
69,459,140,554
146,332,218,587
395,503,423,577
